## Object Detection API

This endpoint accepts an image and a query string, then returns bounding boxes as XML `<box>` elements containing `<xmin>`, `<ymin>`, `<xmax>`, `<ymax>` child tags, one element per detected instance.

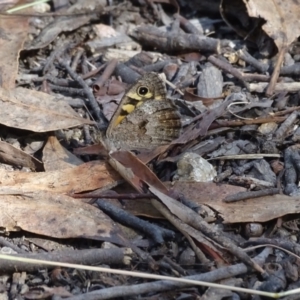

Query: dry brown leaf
<box><xmin>0</xmin><ymin>191</ymin><xmax>126</xmax><ymax>244</ymax></box>
<box><xmin>149</xmin><ymin>185</ymin><xmax>200</xmax><ymax>225</ymax></box>
<box><xmin>43</xmin><ymin>136</ymin><xmax>83</xmax><ymax>171</ymax></box>
<box><xmin>0</xmin><ymin>16</ymin><xmax>29</xmax><ymax>89</ymax></box>
<box><xmin>243</xmin><ymin>0</ymin><xmax>300</xmax><ymax>51</ymax></box>
<box><xmin>0</xmin><ymin>141</ymin><xmax>42</xmax><ymax>170</ymax></box>
<box><xmin>0</xmin><ymin>161</ymin><xmax>120</xmax><ymax>194</ymax></box>
<box><xmin>171</xmin><ymin>181</ymin><xmax>300</xmax><ymax>223</ymax></box>
<box><xmin>109</xmin><ymin>150</ymin><xmax>168</xmax><ymax>194</ymax></box>
<box><xmin>0</xmin><ymin>87</ymin><xmax>94</xmax><ymax>131</ymax></box>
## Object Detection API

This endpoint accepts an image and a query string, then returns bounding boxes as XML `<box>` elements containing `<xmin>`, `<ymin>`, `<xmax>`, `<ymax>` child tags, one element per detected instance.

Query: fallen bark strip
<box><xmin>0</xmin><ymin>248</ymin><xmax>131</xmax><ymax>273</ymax></box>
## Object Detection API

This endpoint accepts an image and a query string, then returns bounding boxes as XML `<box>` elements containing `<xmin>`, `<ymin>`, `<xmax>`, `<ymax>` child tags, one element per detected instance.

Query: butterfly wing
<box><xmin>107</xmin><ymin>99</ymin><xmax>182</xmax><ymax>150</ymax></box>
<box><xmin>106</xmin><ymin>72</ymin><xmax>166</xmax><ymax>134</ymax></box>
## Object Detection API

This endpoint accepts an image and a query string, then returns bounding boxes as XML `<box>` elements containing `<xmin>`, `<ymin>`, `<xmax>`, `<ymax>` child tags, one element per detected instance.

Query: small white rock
<box><xmin>0</xmin><ymin>247</ymin><xmax>18</xmax><ymax>255</ymax></box>
<box><xmin>257</xmin><ymin>122</ymin><xmax>278</xmax><ymax>135</ymax></box>
<box><xmin>175</xmin><ymin>152</ymin><xmax>216</xmax><ymax>182</ymax></box>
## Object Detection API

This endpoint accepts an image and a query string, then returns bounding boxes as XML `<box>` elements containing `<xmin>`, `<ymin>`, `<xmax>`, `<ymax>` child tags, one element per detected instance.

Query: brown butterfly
<box><xmin>106</xmin><ymin>72</ymin><xmax>182</xmax><ymax>151</ymax></box>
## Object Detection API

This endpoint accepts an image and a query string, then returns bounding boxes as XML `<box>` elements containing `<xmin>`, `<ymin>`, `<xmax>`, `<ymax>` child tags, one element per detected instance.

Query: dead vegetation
<box><xmin>0</xmin><ymin>0</ymin><xmax>300</xmax><ymax>299</ymax></box>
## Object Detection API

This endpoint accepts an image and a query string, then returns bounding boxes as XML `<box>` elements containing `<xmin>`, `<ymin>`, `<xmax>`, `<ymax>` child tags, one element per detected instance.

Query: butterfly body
<box><xmin>106</xmin><ymin>73</ymin><xmax>182</xmax><ymax>150</ymax></box>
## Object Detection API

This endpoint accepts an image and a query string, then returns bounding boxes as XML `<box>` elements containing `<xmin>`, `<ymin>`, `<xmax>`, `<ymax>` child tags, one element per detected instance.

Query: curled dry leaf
<box><xmin>109</xmin><ymin>150</ymin><xmax>169</xmax><ymax>194</ymax></box>
<box><xmin>247</xmin><ymin>0</ymin><xmax>300</xmax><ymax>95</ymax></box>
<box><xmin>221</xmin><ymin>0</ymin><xmax>300</xmax><ymax>51</ymax></box>
<box><xmin>243</xmin><ymin>0</ymin><xmax>300</xmax><ymax>51</ymax></box>
<box><xmin>0</xmin><ymin>87</ymin><xmax>94</xmax><ymax>132</ymax></box>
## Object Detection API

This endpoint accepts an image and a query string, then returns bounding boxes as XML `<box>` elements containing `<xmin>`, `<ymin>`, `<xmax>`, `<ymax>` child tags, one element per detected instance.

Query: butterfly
<box><xmin>106</xmin><ymin>72</ymin><xmax>182</xmax><ymax>151</ymax></box>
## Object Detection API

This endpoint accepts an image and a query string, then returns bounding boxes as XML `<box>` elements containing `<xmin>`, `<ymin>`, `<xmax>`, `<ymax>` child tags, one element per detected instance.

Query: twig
<box><xmin>266</xmin><ymin>46</ymin><xmax>288</xmax><ymax>96</ymax></box>
<box><xmin>151</xmin><ymin>199</ymin><xmax>211</xmax><ymax>264</ymax></box>
<box><xmin>237</xmin><ymin>49</ymin><xmax>269</xmax><ymax>73</ymax></box>
<box><xmin>175</xmin><ymin>14</ymin><xmax>203</xmax><ymax>35</ymax></box>
<box><xmin>82</xmin><ymin>63</ymin><xmax>107</xmax><ymax>80</ymax></box>
<box><xmin>0</xmin><ymin>236</ymin><xmax>27</xmax><ymax>254</ymax></box>
<box><xmin>223</xmin><ymin>188</ymin><xmax>280</xmax><ymax>203</ymax></box>
<box><xmin>273</xmin><ymin>105</ymin><xmax>300</xmax><ymax>116</ymax></box>
<box><xmin>71</xmin><ymin>47</ymin><xmax>85</xmax><ymax>71</ymax></box>
<box><xmin>130</xmin><ymin>25</ymin><xmax>221</xmax><ymax>54</ymax></box>
<box><xmin>57</xmin><ymin>58</ymin><xmax>107</xmax><ymax>127</ymax></box>
<box><xmin>250</xmin><ymin>82</ymin><xmax>300</xmax><ymax>93</ymax></box>
<box><xmin>0</xmin><ymin>248</ymin><xmax>131</xmax><ymax>273</ymax></box>
<box><xmin>48</xmin><ymin>84</ymin><xmax>87</xmax><ymax>97</ymax></box>
<box><xmin>150</xmin><ymin>187</ymin><xmax>266</xmax><ymax>275</ymax></box>
<box><xmin>210</xmin><ymin>154</ymin><xmax>281</xmax><ymax>160</ymax></box>
<box><xmin>93</xmin><ymin>59</ymin><xmax>118</xmax><ymax>92</ymax></box>
<box><xmin>96</xmin><ymin>199</ymin><xmax>175</xmax><ymax>245</ymax></box>
<box><xmin>64</xmin><ymin>247</ymin><xmax>272</xmax><ymax>300</ymax></box>
<box><xmin>274</xmin><ymin>111</ymin><xmax>298</xmax><ymax>140</ymax></box>
<box><xmin>43</xmin><ymin>41</ymin><xmax>71</xmax><ymax>75</ymax></box>
<box><xmin>241</xmin><ymin>73</ymin><xmax>270</xmax><ymax>82</ymax></box>
<box><xmin>210</xmin><ymin>116</ymin><xmax>286</xmax><ymax>128</ymax></box>
<box><xmin>214</xmin><ymin>167</ymin><xmax>233</xmax><ymax>182</ymax></box>
<box><xmin>207</xmin><ymin>55</ymin><xmax>249</xmax><ymax>90</ymax></box>
<box><xmin>72</xmin><ymin>192</ymin><xmax>153</xmax><ymax>199</ymax></box>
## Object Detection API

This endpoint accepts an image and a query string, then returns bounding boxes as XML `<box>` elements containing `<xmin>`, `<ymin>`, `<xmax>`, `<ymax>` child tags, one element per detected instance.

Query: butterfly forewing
<box><xmin>106</xmin><ymin>73</ymin><xmax>182</xmax><ymax>150</ymax></box>
<box><xmin>106</xmin><ymin>72</ymin><xmax>166</xmax><ymax>132</ymax></box>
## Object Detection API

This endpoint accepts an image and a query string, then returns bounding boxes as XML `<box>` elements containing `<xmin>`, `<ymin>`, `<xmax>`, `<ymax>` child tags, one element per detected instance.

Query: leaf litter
<box><xmin>1</xmin><ymin>0</ymin><xmax>300</xmax><ymax>298</ymax></box>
